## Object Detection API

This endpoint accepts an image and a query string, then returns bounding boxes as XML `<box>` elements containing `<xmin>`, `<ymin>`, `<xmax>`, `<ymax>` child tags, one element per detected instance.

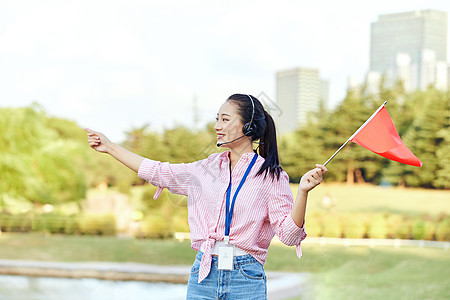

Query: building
<box><xmin>369</xmin><ymin>9</ymin><xmax>448</xmax><ymax>93</ymax></box>
<box><xmin>275</xmin><ymin>67</ymin><xmax>329</xmax><ymax>135</ymax></box>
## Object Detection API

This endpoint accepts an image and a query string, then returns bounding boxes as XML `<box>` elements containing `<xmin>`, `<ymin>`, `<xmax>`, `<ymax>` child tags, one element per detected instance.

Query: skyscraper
<box><xmin>369</xmin><ymin>9</ymin><xmax>448</xmax><ymax>92</ymax></box>
<box><xmin>275</xmin><ymin>67</ymin><xmax>329</xmax><ymax>135</ymax></box>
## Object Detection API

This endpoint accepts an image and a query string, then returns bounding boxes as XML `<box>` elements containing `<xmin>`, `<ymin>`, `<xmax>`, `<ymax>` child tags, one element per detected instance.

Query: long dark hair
<box><xmin>227</xmin><ymin>94</ymin><xmax>283</xmax><ymax>181</ymax></box>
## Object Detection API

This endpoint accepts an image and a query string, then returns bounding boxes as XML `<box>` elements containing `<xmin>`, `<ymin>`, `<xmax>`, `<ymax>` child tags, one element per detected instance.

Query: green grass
<box><xmin>0</xmin><ymin>233</ymin><xmax>448</xmax><ymax>300</ymax></box>
<box><xmin>267</xmin><ymin>244</ymin><xmax>450</xmax><ymax>300</ymax></box>
<box><xmin>0</xmin><ymin>233</ymin><xmax>197</xmax><ymax>265</ymax></box>
<box><xmin>292</xmin><ymin>183</ymin><xmax>450</xmax><ymax>217</ymax></box>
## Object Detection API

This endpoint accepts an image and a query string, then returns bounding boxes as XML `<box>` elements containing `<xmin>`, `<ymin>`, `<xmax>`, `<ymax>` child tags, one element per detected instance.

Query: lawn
<box><xmin>292</xmin><ymin>183</ymin><xmax>449</xmax><ymax>217</ymax></box>
<box><xmin>0</xmin><ymin>233</ymin><xmax>448</xmax><ymax>300</ymax></box>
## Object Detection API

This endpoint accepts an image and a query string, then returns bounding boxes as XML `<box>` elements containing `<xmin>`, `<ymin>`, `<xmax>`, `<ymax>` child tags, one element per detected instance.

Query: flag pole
<box><xmin>323</xmin><ymin>101</ymin><xmax>387</xmax><ymax>166</ymax></box>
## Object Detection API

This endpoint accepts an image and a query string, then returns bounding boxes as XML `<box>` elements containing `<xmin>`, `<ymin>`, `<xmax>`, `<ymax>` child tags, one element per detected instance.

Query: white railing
<box><xmin>274</xmin><ymin>236</ymin><xmax>450</xmax><ymax>249</ymax></box>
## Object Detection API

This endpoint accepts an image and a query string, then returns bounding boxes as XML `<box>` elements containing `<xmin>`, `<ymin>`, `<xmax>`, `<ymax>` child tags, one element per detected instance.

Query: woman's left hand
<box><xmin>299</xmin><ymin>164</ymin><xmax>328</xmax><ymax>193</ymax></box>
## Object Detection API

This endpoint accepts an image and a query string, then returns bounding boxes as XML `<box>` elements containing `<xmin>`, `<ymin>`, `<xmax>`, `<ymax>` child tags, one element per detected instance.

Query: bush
<box><xmin>367</xmin><ymin>214</ymin><xmax>389</xmax><ymax>239</ymax></box>
<box><xmin>321</xmin><ymin>214</ymin><xmax>342</xmax><ymax>238</ymax></box>
<box><xmin>389</xmin><ymin>215</ymin><xmax>411</xmax><ymax>239</ymax></box>
<box><xmin>171</xmin><ymin>210</ymin><xmax>189</xmax><ymax>232</ymax></box>
<box><xmin>411</xmin><ymin>218</ymin><xmax>436</xmax><ymax>240</ymax></box>
<box><xmin>78</xmin><ymin>214</ymin><xmax>116</xmax><ymax>236</ymax></box>
<box><xmin>32</xmin><ymin>213</ymin><xmax>79</xmax><ymax>234</ymax></box>
<box><xmin>341</xmin><ymin>213</ymin><xmax>367</xmax><ymax>238</ymax></box>
<box><xmin>139</xmin><ymin>215</ymin><xmax>171</xmax><ymax>238</ymax></box>
<box><xmin>305</xmin><ymin>212</ymin><xmax>322</xmax><ymax>237</ymax></box>
<box><xmin>142</xmin><ymin>186</ymin><xmax>165</xmax><ymax>210</ymax></box>
<box><xmin>0</xmin><ymin>213</ymin><xmax>32</xmax><ymax>233</ymax></box>
<box><xmin>435</xmin><ymin>217</ymin><xmax>450</xmax><ymax>241</ymax></box>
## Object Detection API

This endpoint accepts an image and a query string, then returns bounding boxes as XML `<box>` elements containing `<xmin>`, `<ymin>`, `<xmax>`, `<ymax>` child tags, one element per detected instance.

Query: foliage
<box><xmin>0</xmin><ymin>105</ymin><xmax>87</xmax><ymax>208</ymax></box>
<box><xmin>305</xmin><ymin>212</ymin><xmax>447</xmax><ymax>241</ymax></box>
<box><xmin>78</xmin><ymin>214</ymin><xmax>117</xmax><ymax>236</ymax></box>
<box><xmin>435</xmin><ymin>217</ymin><xmax>450</xmax><ymax>241</ymax></box>
<box><xmin>138</xmin><ymin>214</ymin><xmax>171</xmax><ymax>238</ymax></box>
<box><xmin>280</xmin><ymin>86</ymin><xmax>449</xmax><ymax>188</ymax></box>
<box><xmin>0</xmin><ymin>213</ymin><xmax>115</xmax><ymax>236</ymax></box>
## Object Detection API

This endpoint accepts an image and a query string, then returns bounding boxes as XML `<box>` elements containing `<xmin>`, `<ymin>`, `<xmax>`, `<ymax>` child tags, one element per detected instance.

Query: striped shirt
<box><xmin>138</xmin><ymin>150</ymin><xmax>306</xmax><ymax>283</ymax></box>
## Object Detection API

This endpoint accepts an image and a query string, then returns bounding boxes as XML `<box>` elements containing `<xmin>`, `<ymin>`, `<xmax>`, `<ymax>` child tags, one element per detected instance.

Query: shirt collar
<box><xmin>219</xmin><ymin>150</ymin><xmax>257</xmax><ymax>162</ymax></box>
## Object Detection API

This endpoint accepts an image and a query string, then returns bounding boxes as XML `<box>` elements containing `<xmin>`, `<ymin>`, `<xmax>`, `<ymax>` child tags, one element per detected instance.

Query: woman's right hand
<box><xmin>84</xmin><ymin>128</ymin><xmax>112</xmax><ymax>154</ymax></box>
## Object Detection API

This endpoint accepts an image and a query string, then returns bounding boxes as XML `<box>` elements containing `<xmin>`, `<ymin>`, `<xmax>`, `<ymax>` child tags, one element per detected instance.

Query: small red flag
<box><xmin>349</xmin><ymin>106</ymin><xmax>423</xmax><ymax>167</ymax></box>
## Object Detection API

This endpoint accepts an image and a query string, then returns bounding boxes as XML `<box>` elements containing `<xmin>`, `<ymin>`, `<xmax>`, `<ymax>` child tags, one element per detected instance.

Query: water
<box><xmin>0</xmin><ymin>275</ymin><xmax>187</xmax><ymax>300</ymax></box>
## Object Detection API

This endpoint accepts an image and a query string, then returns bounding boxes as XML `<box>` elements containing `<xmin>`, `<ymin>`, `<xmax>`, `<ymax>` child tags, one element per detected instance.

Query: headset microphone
<box><xmin>216</xmin><ymin>134</ymin><xmax>246</xmax><ymax>147</ymax></box>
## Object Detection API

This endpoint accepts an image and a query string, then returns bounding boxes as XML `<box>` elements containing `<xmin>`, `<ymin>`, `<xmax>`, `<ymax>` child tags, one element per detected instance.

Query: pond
<box><xmin>0</xmin><ymin>275</ymin><xmax>187</xmax><ymax>300</ymax></box>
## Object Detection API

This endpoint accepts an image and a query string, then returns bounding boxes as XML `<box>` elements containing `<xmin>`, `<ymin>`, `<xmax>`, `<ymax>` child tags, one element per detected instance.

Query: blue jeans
<box><xmin>186</xmin><ymin>251</ymin><xmax>267</xmax><ymax>300</ymax></box>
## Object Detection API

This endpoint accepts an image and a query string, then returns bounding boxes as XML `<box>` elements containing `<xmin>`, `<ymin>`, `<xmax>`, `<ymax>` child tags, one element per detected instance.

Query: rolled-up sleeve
<box><xmin>138</xmin><ymin>158</ymin><xmax>197</xmax><ymax>196</ymax></box>
<box><xmin>268</xmin><ymin>171</ymin><xmax>307</xmax><ymax>258</ymax></box>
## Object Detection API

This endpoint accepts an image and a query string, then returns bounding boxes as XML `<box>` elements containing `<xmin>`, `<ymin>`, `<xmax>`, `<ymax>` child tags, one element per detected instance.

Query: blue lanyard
<box><xmin>224</xmin><ymin>153</ymin><xmax>258</xmax><ymax>243</ymax></box>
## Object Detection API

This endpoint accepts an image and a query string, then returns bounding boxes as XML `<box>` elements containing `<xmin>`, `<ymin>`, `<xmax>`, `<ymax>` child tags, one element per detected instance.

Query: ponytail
<box><xmin>227</xmin><ymin>94</ymin><xmax>283</xmax><ymax>181</ymax></box>
<box><xmin>256</xmin><ymin>110</ymin><xmax>283</xmax><ymax>181</ymax></box>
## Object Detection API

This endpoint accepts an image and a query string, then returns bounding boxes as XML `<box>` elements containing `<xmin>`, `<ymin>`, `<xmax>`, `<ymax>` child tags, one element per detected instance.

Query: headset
<box><xmin>242</xmin><ymin>94</ymin><xmax>257</xmax><ymax>137</ymax></box>
<box><xmin>217</xmin><ymin>95</ymin><xmax>257</xmax><ymax>147</ymax></box>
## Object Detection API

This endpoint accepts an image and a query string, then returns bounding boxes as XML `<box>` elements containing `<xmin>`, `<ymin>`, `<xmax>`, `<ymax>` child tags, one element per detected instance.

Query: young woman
<box><xmin>85</xmin><ymin>94</ymin><xmax>327</xmax><ymax>299</ymax></box>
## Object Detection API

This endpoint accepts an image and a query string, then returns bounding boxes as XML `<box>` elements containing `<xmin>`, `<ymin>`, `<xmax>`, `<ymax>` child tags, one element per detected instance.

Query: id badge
<box><xmin>218</xmin><ymin>245</ymin><xmax>234</xmax><ymax>270</ymax></box>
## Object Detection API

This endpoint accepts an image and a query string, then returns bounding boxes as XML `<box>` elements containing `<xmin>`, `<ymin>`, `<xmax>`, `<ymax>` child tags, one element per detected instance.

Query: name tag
<box><xmin>218</xmin><ymin>246</ymin><xmax>234</xmax><ymax>270</ymax></box>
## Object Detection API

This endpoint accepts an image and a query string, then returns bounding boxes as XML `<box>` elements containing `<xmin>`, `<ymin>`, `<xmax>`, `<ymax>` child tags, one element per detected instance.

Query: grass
<box><xmin>0</xmin><ymin>233</ymin><xmax>197</xmax><ymax>265</ymax></box>
<box><xmin>1</xmin><ymin>184</ymin><xmax>449</xmax><ymax>299</ymax></box>
<box><xmin>292</xmin><ymin>183</ymin><xmax>450</xmax><ymax>217</ymax></box>
<box><xmin>267</xmin><ymin>244</ymin><xmax>450</xmax><ymax>300</ymax></box>
<box><xmin>0</xmin><ymin>233</ymin><xmax>448</xmax><ymax>300</ymax></box>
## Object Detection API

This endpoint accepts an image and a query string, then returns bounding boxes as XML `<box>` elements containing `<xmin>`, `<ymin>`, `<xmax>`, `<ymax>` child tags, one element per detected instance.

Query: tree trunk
<box><xmin>347</xmin><ymin>168</ymin><xmax>354</xmax><ymax>185</ymax></box>
<box><xmin>355</xmin><ymin>168</ymin><xmax>366</xmax><ymax>183</ymax></box>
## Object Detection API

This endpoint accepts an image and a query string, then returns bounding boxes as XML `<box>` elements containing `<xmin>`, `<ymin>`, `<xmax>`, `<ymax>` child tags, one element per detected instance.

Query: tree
<box><xmin>434</xmin><ymin>93</ymin><xmax>450</xmax><ymax>188</ymax></box>
<box><xmin>0</xmin><ymin>106</ymin><xmax>87</xmax><ymax>210</ymax></box>
<box><xmin>382</xmin><ymin>88</ymin><xmax>448</xmax><ymax>187</ymax></box>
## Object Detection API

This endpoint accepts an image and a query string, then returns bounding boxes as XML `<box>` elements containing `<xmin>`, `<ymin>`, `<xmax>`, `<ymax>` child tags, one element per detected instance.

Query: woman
<box><xmin>85</xmin><ymin>94</ymin><xmax>327</xmax><ymax>299</ymax></box>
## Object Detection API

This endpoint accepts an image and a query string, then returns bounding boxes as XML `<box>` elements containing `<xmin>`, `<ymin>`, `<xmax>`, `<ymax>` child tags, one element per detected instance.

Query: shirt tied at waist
<box><xmin>198</xmin><ymin>237</ymin><xmax>216</xmax><ymax>283</ymax></box>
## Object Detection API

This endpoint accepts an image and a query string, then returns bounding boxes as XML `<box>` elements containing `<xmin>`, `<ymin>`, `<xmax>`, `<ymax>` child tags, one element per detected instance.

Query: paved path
<box><xmin>0</xmin><ymin>259</ymin><xmax>310</xmax><ymax>299</ymax></box>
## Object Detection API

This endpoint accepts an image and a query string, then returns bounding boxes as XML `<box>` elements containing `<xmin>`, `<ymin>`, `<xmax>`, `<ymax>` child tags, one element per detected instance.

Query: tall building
<box><xmin>275</xmin><ymin>67</ymin><xmax>329</xmax><ymax>135</ymax></box>
<box><xmin>369</xmin><ymin>9</ymin><xmax>448</xmax><ymax>92</ymax></box>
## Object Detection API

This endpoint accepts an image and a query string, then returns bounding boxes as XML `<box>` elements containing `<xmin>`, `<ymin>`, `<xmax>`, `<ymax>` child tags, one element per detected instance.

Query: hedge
<box><xmin>0</xmin><ymin>212</ymin><xmax>448</xmax><ymax>241</ymax></box>
<box><xmin>305</xmin><ymin>212</ymin><xmax>449</xmax><ymax>241</ymax></box>
<box><xmin>0</xmin><ymin>213</ymin><xmax>116</xmax><ymax>236</ymax></box>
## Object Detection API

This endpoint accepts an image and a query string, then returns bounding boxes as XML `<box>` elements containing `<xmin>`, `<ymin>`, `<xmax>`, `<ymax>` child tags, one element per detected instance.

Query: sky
<box><xmin>0</xmin><ymin>0</ymin><xmax>448</xmax><ymax>142</ymax></box>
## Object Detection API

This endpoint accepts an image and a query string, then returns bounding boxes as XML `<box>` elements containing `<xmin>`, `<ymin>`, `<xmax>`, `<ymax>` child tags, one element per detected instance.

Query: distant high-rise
<box><xmin>369</xmin><ymin>9</ymin><xmax>448</xmax><ymax>92</ymax></box>
<box><xmin>275</xmin><ymin>67</ymin><xmax>329</xmax><ymax>135</ymax></box>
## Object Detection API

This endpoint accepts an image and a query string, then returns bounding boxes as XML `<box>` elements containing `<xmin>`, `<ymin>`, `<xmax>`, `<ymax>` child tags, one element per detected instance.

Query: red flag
<box><xmin>349</xmin><ymin>106</ymin><xmax>423</xmax><ymax>167</ymax></box>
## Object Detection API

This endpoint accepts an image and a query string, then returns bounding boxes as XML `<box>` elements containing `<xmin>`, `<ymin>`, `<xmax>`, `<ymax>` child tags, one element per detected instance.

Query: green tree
<box><xmin>323</xmin><ymin>89</ymin><xmax>383</xmax><ymax>183</ymax></box>
<box><xmin>0</xmin><ymin>105</ymin><xmax>87</xmax><ymax>209</ymax></box>
<box><xmin>383</xmin><ymin>88</ymin><xmax>447</xmax><ymax>187</ymax></box>
<box><xmin>434</xmin><ymin>95</ymin><xmax>450</xmax><ymax>188</ymax></box>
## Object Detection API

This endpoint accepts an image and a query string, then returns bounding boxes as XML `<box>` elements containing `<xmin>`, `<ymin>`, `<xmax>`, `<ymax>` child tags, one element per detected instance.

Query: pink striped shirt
<box><xmin>137</xmin><ymin>150</ymin><xmax>306</xmax><ymax>283</ymax></box>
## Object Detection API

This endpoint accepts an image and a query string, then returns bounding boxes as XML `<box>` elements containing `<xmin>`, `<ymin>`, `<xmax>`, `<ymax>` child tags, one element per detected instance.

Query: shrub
<box><xmin>305</xmin><ymin>212</ymin><xmax>322</xmax><ymax>237</ymax></box>
<box><xmin>367</xmin><ymin>214</ymin><xmax>389</xmax><ymax>239</ymax></box>
<box><xmin>341</xmin><ymin>213</ymin><xmax>367</xmax><ymax>239</ymax></box>
<box><xmin>139</xmin><ymin>215</ymin><xmax>171</xmax><ymax>238</ymax></box>
<box><xmin>321</xmin><ymin>214</ymin><xmax>342</xmax><ymax>238</ymax></box>
<box><xmin>64</xmin><ymin>216</ymin><xmax>80</xmax><ymax>235</ymax></box>
<box><xmin>393</xmin><ymin>216</ymin><xmax>412</xmax><ymax>239</ymax></box>
<box><xmin>142</xmin><ymin>186</ymin><xmax>165</xmax><ymax>210</ymax></box>
<box><xmin>435</xmin><ymin>217</ymin><xmax>450</xmax><ymax>241</ymax></box>
<box><xmin>78</xmin><ymin>214</ymin><xmax>116</xmax><ymax>236</ymax></box>
<box><xmin>411</xmin><ymin>218</ymin><xmax>436</xmax><ymax>240</ymax></box>
<box><xmin>33</xmin><ymin>213</ymin><xmax>69</xmax><ymax>234</ymax></box>
<box><xmin>171</xmin><ymin>210</ymin><xmax>189</xmax><ymax>232</ymax></box>
<box><xmin>0</xmin><ymin>213</ymin><xmax>32</xmax><ymax>233</ymax></box>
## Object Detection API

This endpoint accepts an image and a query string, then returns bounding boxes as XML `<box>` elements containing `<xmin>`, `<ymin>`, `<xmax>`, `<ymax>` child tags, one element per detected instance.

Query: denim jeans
<box><xmin>186</xmin><ymin>251</ymin><xmax>267</xmax><ymax>300</ymax></box>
